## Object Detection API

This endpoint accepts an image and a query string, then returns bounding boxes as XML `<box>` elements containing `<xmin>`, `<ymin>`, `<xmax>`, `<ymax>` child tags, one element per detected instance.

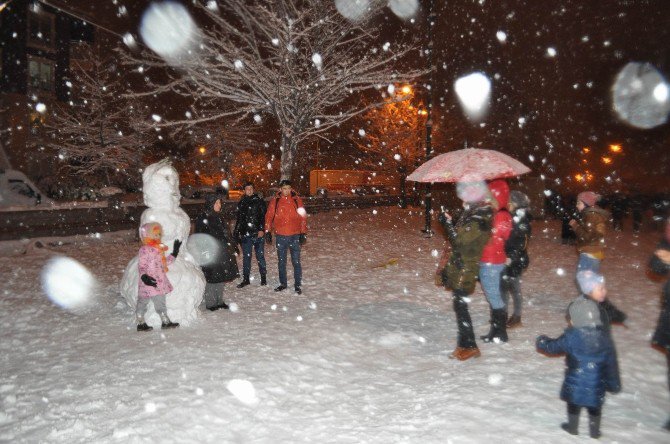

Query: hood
<box><xmin>488</xmin><ymin>179</ymin><xmax>509</xmax><ymax>210</ymax></box>
<box><xmin>204</xmin><ymin>192</ymin><xmax>226</xmax><ymax>212</ymax></box>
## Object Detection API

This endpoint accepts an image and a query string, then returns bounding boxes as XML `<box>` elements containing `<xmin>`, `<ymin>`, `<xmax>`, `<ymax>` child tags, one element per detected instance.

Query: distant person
<box><xmin>569</xmin><ymin>191</ymin><xmax>627</xmax><ymax>324</ymax></box>
<box><xmin>502</xmin><ymin>190</ymin><xmax>532</xmax><ymax>328</ymax></box>
<box><xmin>438</xmin><ymin>181</ymin><xmax>493</xmax><ymax>361</ymax></box>
<box><xmin>264</xmin><ymin>180</ymin><xmax>308</xmax><ymax>294</ymax></box>
<box><xmin>234</xmin><ymin>182</ymin><xmax>268</xmax><ymax>288</ymax></box>
<box><xmin>136</xmin><ymin>222</ymin><xmax>180</xmax><ymax>330</ymax></box>
<box><xmin>650</xmin><ymin>217</ymin><xmax>670</xmax><ymax>431</ymax></box>
<box><xmin>194</xmin><ymin>193</ymin><xmax>239</xmax><ymax>311</ymax></box>
<box><xmin>479</xmin><ymin>179</ymin><xmax>512</xmax><ymax>344</ymax></box>
<box><xmin>536</xmin><ymin>271</ymin><xmax>621</xmax><ymax>439</ymax></box>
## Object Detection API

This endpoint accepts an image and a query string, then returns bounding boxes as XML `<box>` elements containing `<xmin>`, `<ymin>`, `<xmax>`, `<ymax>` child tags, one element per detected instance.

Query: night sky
<box><xmin>42</xmin><ymin>0</ymin><xmax>670</xmax><ymax>192</ymax></box>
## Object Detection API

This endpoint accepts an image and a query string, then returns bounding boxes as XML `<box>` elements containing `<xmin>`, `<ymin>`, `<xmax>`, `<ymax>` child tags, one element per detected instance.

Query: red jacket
<box><xmin>264</xmin><ymin>192</ymin><xmax>308</xmax><ymax>236</ymax></box>
<box><xmin>481</xmin><ymin>179</ymin><xmax>512</xmax><ymax>264</ymax></box>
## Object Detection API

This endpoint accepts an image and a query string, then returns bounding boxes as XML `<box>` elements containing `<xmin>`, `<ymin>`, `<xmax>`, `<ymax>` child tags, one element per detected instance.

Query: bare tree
<box><xmin>42</xmin><ymin>44</ymin><xmax>147</xmax><ymax>188</ymax></box>
<box><xmin>122</xmin><ymin>0</ymin><xmax>424</xmax><ymax>180</ymax></box>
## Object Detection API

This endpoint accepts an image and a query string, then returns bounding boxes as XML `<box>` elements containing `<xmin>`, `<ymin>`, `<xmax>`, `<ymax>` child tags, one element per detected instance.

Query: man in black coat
<box><xmin>234</xmin><ymin>182</ymin><xmax>268</xmax><ymax>287</ymax></box>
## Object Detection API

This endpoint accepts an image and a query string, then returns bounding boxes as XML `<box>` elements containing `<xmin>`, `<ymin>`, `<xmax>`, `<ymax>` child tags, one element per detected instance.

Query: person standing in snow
<box><xmin>264</xmin><ymin>179</ymin><xmax>308</xmax><ymax>294</ymax></box>
<box><xmin>438</xmin><ymin>181</ymin><xmax>493</xmax><ymax>361</ymax></box>
<box><xmin>479</xmin><ymin>179</ymin><xmax>513</xmax><ymax>343</ymax></box>
<box><xmin>136</xmin><ymin>222</ymin><xmax>180</xmax><ymax>331</ymax></box>
<box><xmin>650</xmin><ymin>217</ymin><xmax>670</xmax><ymax>431</ymax></box>
<box><xmin>536</xmin><ymin>270</ymin><xmax>621</xmax><ymax>439</ymax></box>
<box><xmin>501</xmin><ymin>190</ymin><xmax>532</xmax><ymax>328</ymax></box>
<box><xmin>194</xmin><ymin>193</ymin><xmax>239</xmax><ymax>311</ymax></box>
<box><xmin>569</xmin><ymin>191</ymin><xmax>627</xmax><ymax>324</ymax></box>
<box><xmin>234</xmin><ymin>182</ymin><xmax>268</xmax><ymax>288</ymax></box>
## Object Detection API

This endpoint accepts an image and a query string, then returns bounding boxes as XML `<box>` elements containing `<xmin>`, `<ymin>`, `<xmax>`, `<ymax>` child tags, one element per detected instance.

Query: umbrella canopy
<box><xmin>406</xmin><ymin>148</ymin><xmax>531</xmax><ymax>183</ymax></box>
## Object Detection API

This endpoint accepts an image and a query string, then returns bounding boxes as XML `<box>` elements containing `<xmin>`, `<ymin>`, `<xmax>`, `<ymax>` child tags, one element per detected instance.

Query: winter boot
<box><xmin>506</xmin><ymin>314</ymin><xmax>522</xmax><ymax>328</ymax></box>
<box><xmin>588</xmin><ymin>414</ymin><xmax>601</xmax><ymax>439</ymax></box>
<box><xmin>295</xmin><ymin>286</ymin><xmax>302</xmax><ymax>295</ymax></box>
<box><xmin>561</xmin><ymin>413</ymin><xmax>579</xmax><ymax>435</ymax></box>
<box><xmin>482</xmin><ymin>309</ymin><xmax>508</xmax><ymax>343</ymax></box>
<box><xmin>480</xmin><ymin>308</ymin><xmax>495</xmax><ymax>341</ymax></box>
<box><xmin>217</xmin><ymin>302</ymin><xmax>230</xmax><ymax>310</ymax></box>
<box><xmin>449</xmin><ymin>346</ymin><xmax>481</xmax><ymax>361</ymax></box>
<box><xmin>274</xmin><ymin>285</ymin><xmax>287</xmax><ymax>292</ymax></box>
<box><xmin>260</xmin><ymin>273</ymin><xmax>267</xmax><ymax>286</ymax></box>
<box><xmin>237</xmin><ymin>277</ymin><xmax>251</xmax><ymax>289</ymax></box>
<box><xmin>159</xmin><ymin>312</ymin><xmax>179</xmax><ymax>329</ymax></box>
<box><xmin>136</xmin><ymin>316</ymin><xmax>153</xmax><ymax>332</ymax></box>
<box><xmin>137</xmin><ymin>322</ymin><xmax>153</xmax><ymax>332</ymax></box>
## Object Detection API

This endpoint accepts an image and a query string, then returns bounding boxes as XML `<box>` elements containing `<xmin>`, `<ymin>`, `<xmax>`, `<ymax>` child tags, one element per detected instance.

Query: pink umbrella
<box><xmin>406</xmin><ymin>148</ymin><xmax>531</xmax><ymax>183</ymax></box>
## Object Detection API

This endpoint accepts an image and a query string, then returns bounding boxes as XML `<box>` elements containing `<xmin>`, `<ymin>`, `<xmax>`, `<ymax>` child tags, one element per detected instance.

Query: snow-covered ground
<box><xmin>0</xmin><ymin>207</ymin><xmax>668</xmax><ymax>443</ymax></box>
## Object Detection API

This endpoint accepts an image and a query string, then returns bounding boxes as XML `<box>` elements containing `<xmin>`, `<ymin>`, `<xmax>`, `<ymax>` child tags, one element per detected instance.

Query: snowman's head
<box><xmin>142</xmin><ymin>159</ymin><xmax>181</xmax><ymax>209</ymax></box>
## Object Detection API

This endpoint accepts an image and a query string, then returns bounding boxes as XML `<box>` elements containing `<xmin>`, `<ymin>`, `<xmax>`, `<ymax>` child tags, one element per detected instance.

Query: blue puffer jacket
<box><xmin>537</xmin><ymin>327</ymin><xmax>621</xmax><ymax>408</ymax></box>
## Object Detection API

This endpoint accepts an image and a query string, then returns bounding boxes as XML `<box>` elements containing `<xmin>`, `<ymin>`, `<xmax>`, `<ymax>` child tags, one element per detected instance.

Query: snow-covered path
<box><xmin>1</xmin><ymin>207</ymin><xmax>668</xmax><ymax>443</ymax></box>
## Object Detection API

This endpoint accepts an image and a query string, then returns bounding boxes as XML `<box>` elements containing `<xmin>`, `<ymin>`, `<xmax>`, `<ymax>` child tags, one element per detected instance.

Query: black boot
<box><xmin>274</xmin><ymin>285</ymin><xmax>287</xmax><ymax>292</ymax></box>
<box><xmin>561</xmin><ymin>413</ymin><xmax>579</xmax><ymax>435</ymax></box>
<box><xmin>217</xmin><ymin>301</ymin><xmax>230</xmax><ymax>310</ymax></box>
<box><xmin>453</xmin><ymin>291</ymin><xmax>477</xmax><ymax>349</ymax></box>
<box><xmin>588</xmin><ymin>414</ymin><xmax>601</xmax><ymax>439</ymax></box>
<box><xmin>137</xmin><ymin>322</ymin><xmax>153</xmax><ymax>332</ymax></box>
<box><xmin>480</xmin><ymin>308</ymin><xmax>494</xmax><ymax>341</ymax></box>
<box><xmin>237</xmin><ymin>277</ymin><xmax>250</xmax><ymax>289</ymax></box>
<box><xmin>160</xmin><ymin>312</ymin><xmax>179</xmax><ymax>329</ymax></box>
<box><xmin>482</xmin><ymin>309</ymin><xmax>508</xmax><ymax>343</ymax></box>
<box><xmin>260</xmin><ymin>273</ymin><xmax>267</xmax><ymax>286</ymax></box>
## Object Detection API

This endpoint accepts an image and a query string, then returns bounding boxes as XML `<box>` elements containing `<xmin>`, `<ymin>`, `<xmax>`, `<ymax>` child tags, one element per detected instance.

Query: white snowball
<box><xmin>271</xmin><ymin>38</ymin><xmax>279</xmax><ymax>46</ymax></box>
<box><xmin>335</xmin><ymin>0</ymin><xmax>370</xmax><ymax>22</ymax></box>
<box><xmin>139</xmin><ymin>2</ymin><xmax>199</xmax><ymax>63</ymax></box>
<box><xmin>496</xmin><ymin>31</ymin><xmax>507</xmax><ymax>42</ymax></box>
<box><xmin>297</xmin><ymin>207</ymin><xmax>307</xmax><ymax>217</ymax></box>
<box><xmin>122</xmin><ymin>33</ymin><xmax>136</xmax><ymax>48</ymax></box>
<box><xmin>35</xmin><ymin>103</ymin><xmax>46</xmax><ymax>113</ymax></box>
<box><xmin>358</xmin><ymin>128</ymin><xmax>366</xmax><ymax>136</ymax></box>
<box><xmin>372</xmin><ymin>209</ymin><xmax>378</xmax><ymax>215</ymax></box>
<box><xmin>546</xmin><ymin>47</ymin><xmax>557</xmax><ymax>57</ymax></box>
<box><xmin>228</xmin><ymin>302</ymin><xmax>239</xmax><ymax>312</ymax></box>
<box><xmin>41</xmin><ymin>256</ymin><xmax>95</xmax><ymax>310</ymax></box>
<box><xmin>312</xmin><ymin>53</ymin><xmax>323</xmax><ymax>70</ymax></box>
<box><xmin>234</xmin><ymin>59</ymin><xmax>244</xmax><ymax>70</ymax></box>
<box><xmin>612</xmin><ymin>62</ymin><xmax>670</xmax><ymax>129</ymax></box>
<box><xmin>388</xmin><ymin>0</ymin><xmax>418</xmax><ymax>20</ymax></box>
<box><xmin>151</xmin><ymin>114</ymin><xmax>162</xmax><ymax>123</ymax></box>
<box><xmin>454</xmin><ymin>72</ymin><xmax>491</xmax><ymax>121</ymax></box>
<box><xmin>253</xmin><ymin>114</ymin><xmax>262</xmax><ymax>123</ymax></box>
<box><xmin>226</xmin><ymin>379</ymin><xmax>259</xmax><ymax>406</ymax></box>
<box><xmin>186</xmin><ymin>233</ymin><xmax>221</xmax><ymax>266</ymax></box>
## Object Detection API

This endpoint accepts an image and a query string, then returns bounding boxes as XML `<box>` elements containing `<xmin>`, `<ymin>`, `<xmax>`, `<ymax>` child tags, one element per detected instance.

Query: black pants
<box><xmin>567</xmin><ymin>403</ymin><xmax>601</xmax><ymax>418</ymax></box>
<box><xmin>453</xmin><ymin>289</ymin><xmax>476</xmax><ymax>348</ymax></box>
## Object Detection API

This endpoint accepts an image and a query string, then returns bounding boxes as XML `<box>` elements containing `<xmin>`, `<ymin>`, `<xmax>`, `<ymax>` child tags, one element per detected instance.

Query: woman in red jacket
<box><xmin>479</xmin><ymin>179</ymin><xmax>513</xmax><ymax>343</ymax></box>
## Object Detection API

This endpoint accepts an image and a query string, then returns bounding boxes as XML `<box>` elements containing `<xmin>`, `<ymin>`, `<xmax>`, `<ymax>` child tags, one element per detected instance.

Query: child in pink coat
<box><xmin>136</xmin><ymin>222</ymin><xmax>180</xmax><ymax>331</ymax></box>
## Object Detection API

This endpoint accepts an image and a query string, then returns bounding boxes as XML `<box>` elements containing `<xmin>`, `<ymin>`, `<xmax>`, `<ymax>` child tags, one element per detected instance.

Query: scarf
<box><xmin>144</xmin><ymin>238</ymin><xmax>169</xmax><ymax>272</ymax></box>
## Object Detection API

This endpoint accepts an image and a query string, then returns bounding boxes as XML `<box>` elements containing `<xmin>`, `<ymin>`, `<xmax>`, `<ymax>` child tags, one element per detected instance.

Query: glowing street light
<box><xmin>582</xmin><ymin>147</ymin><xmax>590</xmax><ymax>154</ymax></box>
<box><xmin>602</xmin><ymin>156</ymin><xmax>612</xmax><ymax>164</ymax></box>
<box><xmin>609</xmin><ymin>144</ymin><xmax>622</xmax><ymax>153</ymax></box>
<box><xmin>401</xmin><ymin>85</ymin><xmax>412</xmax><ymax>95</ymax></box>
<box><xmin>198</xmin><ymin>146</ymin><xmax>207</xmax><ymax>154</ymax></box>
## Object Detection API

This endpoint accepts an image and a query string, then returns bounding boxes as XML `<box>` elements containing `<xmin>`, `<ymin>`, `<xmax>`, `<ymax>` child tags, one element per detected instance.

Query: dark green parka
<box><xmin>439</xmin><ymin>203</ymin><xmax>493</xmax><ymax>294</ymax></box>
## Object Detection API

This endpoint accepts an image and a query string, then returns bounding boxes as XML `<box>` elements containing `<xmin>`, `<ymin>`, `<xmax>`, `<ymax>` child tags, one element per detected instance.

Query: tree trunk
<box><xmin>279</xmin><ymin>133</ymin><xmax>298</xmax><ymax>181</ymax></box>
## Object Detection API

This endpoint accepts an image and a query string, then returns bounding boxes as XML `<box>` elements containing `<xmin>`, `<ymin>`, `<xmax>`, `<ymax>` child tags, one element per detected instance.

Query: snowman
<box><xmin>120</xmin><ymin>159</ymin><xmax>206</xmax><ymax>326</ymax></box>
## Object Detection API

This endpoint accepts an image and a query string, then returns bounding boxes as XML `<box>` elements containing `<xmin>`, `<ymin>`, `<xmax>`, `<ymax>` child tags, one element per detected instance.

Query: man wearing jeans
<box><xmin>264</xmin><ymin>180</ymin><xmax>308</xmax><ymax>294</ymax></box>
<box><xmin>234</xmin><ymin>182</ymin><xmax>267</xmax><ymax>288</ymax></box>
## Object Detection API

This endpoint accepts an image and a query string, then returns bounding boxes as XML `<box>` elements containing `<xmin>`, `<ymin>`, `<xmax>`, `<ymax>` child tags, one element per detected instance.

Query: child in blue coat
<box><xmin>536</xmin><ymin>271</ymin><xmax>621</xmax><ymax>438</ymax></box>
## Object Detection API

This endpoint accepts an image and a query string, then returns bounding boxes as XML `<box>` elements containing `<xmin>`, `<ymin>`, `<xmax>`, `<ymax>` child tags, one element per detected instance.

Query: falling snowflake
<box><xmin>253</xmin><ymin>114</ymin><xmax>262</xmax><ymax>123</ymax></box>
<box><xmin>496</xmin><ymin>31</ymin><xmax>507</xmax><ymax>42</ymax></box>
<box><xmin>547</xmin><ymin>47</ymin><xmax>557</xmax><ymax>57</ymax></box>
<box><xmin>312</xmin><ymin>53</ymin><xmax>323</xmax><ymax>70</ymax></box>
<box><xmin>151</xmin><ymin>114</ymin><xmax>162</xmax><ymax>122</ymax></box>
<box><xmin>234</xmin><ymin>60</ymin><xmax>244</xmax><ymax>70</ymax></box>
<box><xmin>358</xmin><ymin>128</ymin><xmax>366</xmax><ymax>136</ymax></box>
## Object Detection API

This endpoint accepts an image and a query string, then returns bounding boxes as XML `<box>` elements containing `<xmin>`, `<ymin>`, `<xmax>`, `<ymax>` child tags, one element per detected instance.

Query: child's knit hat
<box><xmin>576</xmin><ymin>270</ymin><xmax>605</xmax><ymax>295</ymax></box>
<box><xmin>140</xmin><ymin>222</ymin><xmax>162</xmax><ymax>241</ymax></box>
<box><xmin>568</xmin><ymin>295</ymin><xmax>602</xmax><ymax>328</ymax></box>
<box><xmin>577</xmin><ymin>191</ymin><xmax>600</xmax><ymax>207</ymax></box>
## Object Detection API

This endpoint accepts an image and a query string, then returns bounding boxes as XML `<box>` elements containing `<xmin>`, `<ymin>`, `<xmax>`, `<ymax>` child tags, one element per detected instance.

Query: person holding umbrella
<box><xmin>438</xmin><ymin>181</ymin><xmax>494</xmax><ymax>360</ymax></box>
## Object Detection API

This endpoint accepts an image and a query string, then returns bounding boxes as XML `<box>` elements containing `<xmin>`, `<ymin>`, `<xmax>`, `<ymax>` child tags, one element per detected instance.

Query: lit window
<box><xmin>28</xmin><ymin>57</ymin><xmax>54</xmax><ymax>91</ymax></box>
